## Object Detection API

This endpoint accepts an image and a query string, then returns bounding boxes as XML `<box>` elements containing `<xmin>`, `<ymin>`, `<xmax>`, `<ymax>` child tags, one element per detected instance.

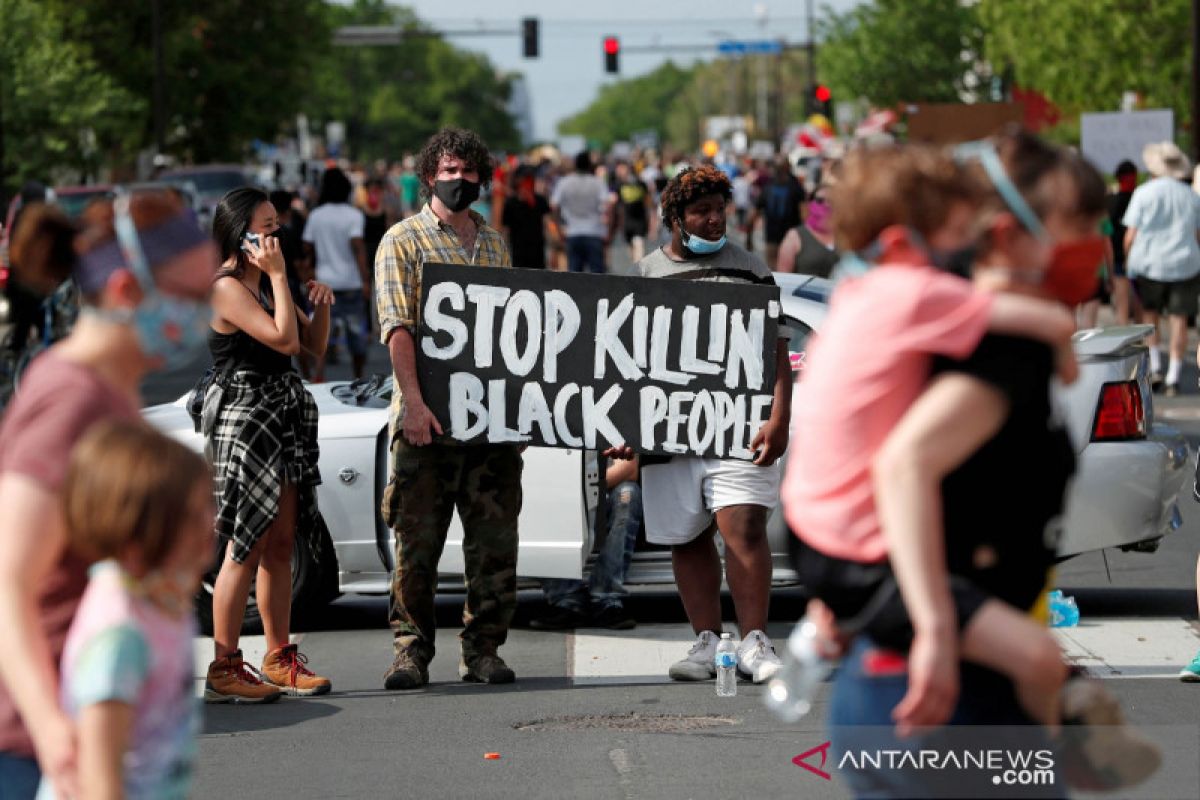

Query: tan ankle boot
<box><xmin>261</xmin><ymin>644</ymin><xmax>332</xmax><ymax>697</ymax></box>
<box><xmin>205</xmin><ymin>650</ymin><xmax>283</xmax><ymax>704</ymax></box>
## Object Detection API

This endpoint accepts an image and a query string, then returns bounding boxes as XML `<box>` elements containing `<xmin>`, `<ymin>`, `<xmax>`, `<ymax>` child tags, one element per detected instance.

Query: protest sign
<box><xmin>417</xmin><ymin>263</ymin><xmax>781</xmax><ymax>459</ymax></box>
<box><xmin>1081</xmin><ymin>109</ymin><xmax>1174</xmax><ymax>175</ymax></box>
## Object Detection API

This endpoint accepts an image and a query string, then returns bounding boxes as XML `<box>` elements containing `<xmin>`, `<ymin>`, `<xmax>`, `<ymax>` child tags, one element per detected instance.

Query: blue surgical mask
<box><xmin>680</xmin><ymin>222</ymin><xmax>727</xmax><ymax>255</ymax></box>
<box><xmin>108</xmin><ymin>194</ymin><xmax>212</xmax><ymax>370</ymax></box>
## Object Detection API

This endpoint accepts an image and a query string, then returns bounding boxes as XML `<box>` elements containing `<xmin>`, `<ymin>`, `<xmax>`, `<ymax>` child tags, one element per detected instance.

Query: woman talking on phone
<box><xmin>202</xmin><ymin>187</ymin><xmax>335</xmax><ymax>703</ymax></box>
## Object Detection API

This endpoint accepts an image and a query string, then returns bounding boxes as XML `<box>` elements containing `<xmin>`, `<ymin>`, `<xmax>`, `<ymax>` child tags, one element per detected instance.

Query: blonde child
<box><xmin>38</xmin><ymin>422</ymin><xmax>213</xmax><ymax>800</ymax></box>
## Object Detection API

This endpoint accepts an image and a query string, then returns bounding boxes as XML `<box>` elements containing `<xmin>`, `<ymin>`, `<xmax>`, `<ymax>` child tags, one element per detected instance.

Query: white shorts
<box><xmin>641</xmin><ymin>456</ymin><xmax>782</xmax><ymax>545</ymax></box>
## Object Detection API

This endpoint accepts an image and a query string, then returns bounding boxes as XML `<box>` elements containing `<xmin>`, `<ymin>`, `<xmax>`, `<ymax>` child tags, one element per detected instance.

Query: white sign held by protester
<box><xmin>1081</xmin><ymin>110</ymin><xmax>1175</xmax><ymax>175</ymax></box>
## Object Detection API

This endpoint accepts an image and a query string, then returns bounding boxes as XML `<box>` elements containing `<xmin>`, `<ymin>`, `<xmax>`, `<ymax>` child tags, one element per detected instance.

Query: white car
<box><xmin>143</xmin><ymin>273</ymin><xmax>1189</xmax><ymax>629</ymax></box>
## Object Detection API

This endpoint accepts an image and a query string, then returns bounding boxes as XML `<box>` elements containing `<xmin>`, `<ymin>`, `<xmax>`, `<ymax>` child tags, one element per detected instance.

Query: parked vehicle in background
<box><xmin>158</xmin><ymin>164</ymin><xmax>251</xmax><ymax>228</ymax></box>
<box><xmin>142</xmin><ymin>273</ymin><xmax>1188</xmax><ymax>631</ymax></box>
<box><xmin>52</xmin><ymin>184</ymin><xmax>115</xmax><ymax>218</ymax></box>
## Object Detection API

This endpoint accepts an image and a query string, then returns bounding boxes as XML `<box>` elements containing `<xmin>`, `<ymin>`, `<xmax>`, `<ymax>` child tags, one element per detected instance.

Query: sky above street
<box><xmin>337</xmin><ymin>0</ymin><xmax>864</xmax><ymax>142</ymax></box>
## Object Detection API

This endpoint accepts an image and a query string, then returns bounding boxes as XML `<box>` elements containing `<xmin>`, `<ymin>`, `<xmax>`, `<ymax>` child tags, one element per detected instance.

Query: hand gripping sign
<box><xmin>417</xmin><ymin>263</ymin><xmax>780</xmax><ymax>459</ymax></box>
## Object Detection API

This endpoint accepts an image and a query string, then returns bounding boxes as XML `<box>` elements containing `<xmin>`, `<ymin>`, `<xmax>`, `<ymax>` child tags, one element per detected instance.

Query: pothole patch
<box><xmin>513</xmin><ymin>713</ymin><xmax>740</xmax><ymax>733</ymax></box>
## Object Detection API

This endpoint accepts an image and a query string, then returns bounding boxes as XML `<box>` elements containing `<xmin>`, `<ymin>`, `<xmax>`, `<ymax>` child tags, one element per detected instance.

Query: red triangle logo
<box><xmin>792</xmin><ymin>741</ymin><xmax>833</xmax><ymax>780</ymax></box>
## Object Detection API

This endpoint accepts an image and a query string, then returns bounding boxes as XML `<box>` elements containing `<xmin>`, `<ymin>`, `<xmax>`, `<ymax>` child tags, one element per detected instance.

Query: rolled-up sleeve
<box><xmin>375</xmin><ymin>229</ymin><xmax>419</xmax><ymax>343</ymax></box>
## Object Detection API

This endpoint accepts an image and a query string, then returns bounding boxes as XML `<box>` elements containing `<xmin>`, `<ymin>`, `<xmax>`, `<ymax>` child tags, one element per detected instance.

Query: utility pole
<box><xmin>1193</xmin><ymin>0</ymin><xmax>1200</xmax><ymax>161</ymax></box>
<box><xmin>754</xmin><ymin>4</ymin><xmax>769</xmax><ymax>134</ymax></box>
<box><xmin>806</xmin><ymin>0</ymin><xmax>817</xmax><ymax>96</ymax></box>
<box><xmin>152</xmin><ymin>0</ymin><xmax>165</xmax><ymax>156</ymax></box>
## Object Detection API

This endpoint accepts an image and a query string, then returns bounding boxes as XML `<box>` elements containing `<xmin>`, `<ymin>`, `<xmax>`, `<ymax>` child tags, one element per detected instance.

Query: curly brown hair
<box><xmin>660</xmin><ymin>165</ymin><xmax>733</xmax><ymax>226</ymax></box>
<box><xmin>416</xmin><ymin>127</ymin><xmax>494</xmax><ymax>200</ymax></box>
<box><xmin>831</xmin><ymin>144</ymin><xmax>987</xmax><ymax>252</ymax></box>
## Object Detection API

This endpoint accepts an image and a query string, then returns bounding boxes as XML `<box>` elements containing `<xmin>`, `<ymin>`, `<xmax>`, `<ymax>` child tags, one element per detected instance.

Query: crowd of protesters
<box><xmin>0</xmin><ymin>120</ymin><xmax>1190</xmax><ymax>799</ymax></box>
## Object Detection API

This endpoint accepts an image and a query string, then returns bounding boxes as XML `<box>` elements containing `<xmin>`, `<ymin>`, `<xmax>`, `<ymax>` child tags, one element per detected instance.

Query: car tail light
<box><xmin>0</xmin><ymin>265</ymin><xmax>7</xmax><ymax>291</ymax></box>
<box><xmin>1091</xmin><ymin>381</ymin><xmax>1145</xmax><ymax>441</ymax></box>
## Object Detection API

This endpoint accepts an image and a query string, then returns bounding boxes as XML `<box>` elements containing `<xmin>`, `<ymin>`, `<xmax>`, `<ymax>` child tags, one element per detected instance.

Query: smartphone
<box><xmin>241</xmin><ymin>232</ymin><xmax>262</xmax><ymax>252</ymax></box>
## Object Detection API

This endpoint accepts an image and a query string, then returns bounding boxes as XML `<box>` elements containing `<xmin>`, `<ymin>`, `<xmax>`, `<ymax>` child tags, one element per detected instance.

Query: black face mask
<box><xmin>433</xmin><ymin>178</ymin><xmax>481</xmax><ymax>213</ymax></box>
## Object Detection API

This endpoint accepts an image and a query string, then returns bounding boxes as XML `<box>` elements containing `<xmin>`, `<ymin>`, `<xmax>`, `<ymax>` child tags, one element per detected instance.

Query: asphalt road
<box><xmin>144</xmin><ymin>240</ymin><xmax>1200</xmax><ymax>799</ymax></box>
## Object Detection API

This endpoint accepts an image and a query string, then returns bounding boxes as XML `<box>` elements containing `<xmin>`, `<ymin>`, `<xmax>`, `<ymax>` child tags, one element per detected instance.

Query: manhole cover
<box><xmin>513</xmin><ymin>713</ymin><xmax>740</xmax><ymax>733</ymax></box>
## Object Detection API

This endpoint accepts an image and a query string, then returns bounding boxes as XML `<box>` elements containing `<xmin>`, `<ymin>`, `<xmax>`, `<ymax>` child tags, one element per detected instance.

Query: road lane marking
<box><xmin>572</xmin><ymin>623</ymin><xmax>700</xmax><ymax>685</ymax></box>
<box><xmin>1053</xmin><ymin>618</ymin><xmax>1199</xmax><ymax>679</ymax></box>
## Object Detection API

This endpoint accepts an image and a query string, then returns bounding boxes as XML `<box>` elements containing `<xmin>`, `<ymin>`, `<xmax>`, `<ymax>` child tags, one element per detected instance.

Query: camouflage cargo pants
<box><xmin>383</xmin><ymin>437</ymin><xmax>523</xmax><ymax>662</ymax></box>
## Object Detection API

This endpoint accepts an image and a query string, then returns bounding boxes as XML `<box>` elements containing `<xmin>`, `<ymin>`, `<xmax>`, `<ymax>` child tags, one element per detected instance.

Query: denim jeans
<box><xmin>542</xmin><ymin>481</ymin><xmax>642</xmax><ymax>613</ymax></box>
<box><xmin>566</xmin><ymin>235</ymin><xmax>606</xmax><ymax>274</ymax></box>
<box><xmin>0</xmin><ymin>752</ymin><xmax>40</xmax><ymax>800</ymax></box>
<box><xmin>827</xmin><ymin>637</ymin><xmax>1063</xmax><ymax>799</ymax></box>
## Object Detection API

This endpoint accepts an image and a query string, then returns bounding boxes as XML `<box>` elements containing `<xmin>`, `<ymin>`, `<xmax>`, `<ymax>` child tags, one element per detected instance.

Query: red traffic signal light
<box><xmin>603</xmin><ymin>36</ymin><xmax>620</xmax><ymax>73</ymax></box>
<box><xmin>815</xmin><ymin>84</ymin><xmax>832</xmax><ymax>103</ymax></box>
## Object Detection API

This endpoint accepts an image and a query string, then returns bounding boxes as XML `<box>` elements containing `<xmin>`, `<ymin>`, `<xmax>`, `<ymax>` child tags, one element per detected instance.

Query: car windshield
<box><xmin>55</xmin><ymin>190</ymin><xmax>113</xmax><ymax>218</ymax></box>
<box><xmin>331</xmin><ymin>374</ymin><xmax>392</xmax><ymax>407</ymax></box>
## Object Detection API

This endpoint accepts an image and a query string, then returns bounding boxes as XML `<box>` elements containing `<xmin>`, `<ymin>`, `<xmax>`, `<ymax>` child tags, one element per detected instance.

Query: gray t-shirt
<box><xmin>550</xmin><ymin>173</ymin><xmax>610</xmax><ymax>238</ymax></box>
<box><xmin>636</xmin><ymin>243</ymin><xmax>788</xmax><ymax>339</ymax></box>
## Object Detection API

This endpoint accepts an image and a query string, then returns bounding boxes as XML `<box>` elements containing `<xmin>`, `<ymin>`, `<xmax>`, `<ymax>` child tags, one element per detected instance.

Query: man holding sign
<box><xmin>634</xmin><ymin>166</ymin><xmax>792</xmax><ymax>684</ymax></box>
<box><xmin>375</xmin><ymin>128</ymin><xmax>522</xmax><ymax>690</ymax></box>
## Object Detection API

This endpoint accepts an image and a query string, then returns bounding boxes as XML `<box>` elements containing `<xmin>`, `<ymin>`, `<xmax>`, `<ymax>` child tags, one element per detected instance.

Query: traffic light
<box><xmin>603</xmin><ymin>36</ymin><xmax>620</xmax><ymax>74</ymax></box>
<box><xmin>522</xmin><ymin>17</ymin><xmax>539</xmax><ymax>58</ymax></box>
<box><xmin>813</xmin><ymin>84</ymin><xmax>833</xmax><ymax>117</ymax></box>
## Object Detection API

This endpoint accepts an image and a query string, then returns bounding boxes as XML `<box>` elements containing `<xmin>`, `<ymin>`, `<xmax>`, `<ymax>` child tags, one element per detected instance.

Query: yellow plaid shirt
<box><xmin>375</xmin><ymin>203</ymin><xmax>512</xmax><ymax>432</ymax></box>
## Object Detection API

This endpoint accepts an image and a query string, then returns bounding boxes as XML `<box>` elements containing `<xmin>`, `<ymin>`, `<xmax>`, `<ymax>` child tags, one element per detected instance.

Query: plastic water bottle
<box><xmin>1048</xmin><ymin>590</ymin><xmax>1080</xmax><ymax>627</ymax></box>
<box><xmin>764</xmin><ymin>618</ymin><xmax>833</xmax><ymax>722</ymax></box>
<box><xmin>715</xmin><ymin>633</ymin><xmax>738</xmax><ymax>697</ymax></box>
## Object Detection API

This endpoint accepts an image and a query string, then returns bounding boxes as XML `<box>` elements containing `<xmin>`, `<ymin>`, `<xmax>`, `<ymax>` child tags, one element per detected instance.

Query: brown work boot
<box><xmin>460</xmin><ymin>652</ymin><xmax>515</xmax><ymax>685</ymax></box>
<box><xmin>205</xmin><ymin>650</ymin><xmax>284</xmax><ymax>704</ymax></box>
<box><xmin>383</xmin><ymin>647</ymin><xmax>429</xmax><ymax>690</ymax></box>
<box><xmin>261</xmin><ymin>643</ymin><xmax>332</xmax><ymax>697</ymax></box>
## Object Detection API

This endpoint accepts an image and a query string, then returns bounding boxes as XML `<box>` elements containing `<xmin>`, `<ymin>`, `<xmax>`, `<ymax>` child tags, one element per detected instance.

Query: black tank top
<box><xmin>208</xmin><ymin>275</ymin><xmax>294</xmax><ymax>376</ymax></box>
<box><xmin>792</xmin><ymin>225</ymin><xmax>840</xmax><ymax>279</ymax></box>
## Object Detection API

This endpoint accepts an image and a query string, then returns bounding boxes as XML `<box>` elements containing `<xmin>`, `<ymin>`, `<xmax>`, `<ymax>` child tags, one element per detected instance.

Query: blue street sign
<box><xmin>718</xmin><ymin>39</ymin><xmax>782</xmax><ymax>55</ymax></box>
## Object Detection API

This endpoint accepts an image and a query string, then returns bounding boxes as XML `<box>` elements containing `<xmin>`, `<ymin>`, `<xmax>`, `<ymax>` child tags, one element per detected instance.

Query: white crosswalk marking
<box><xmin>569</xmin><ymin>619</ymin><xmax>1200</xmax><ymax>684</ymax></box>
<box><xmin>572</xmin><ymin>624</ymin><xmax>702</xmax><ymax>684</ymax></box>
<box><xmin>1053</xmin><ymin>618</ymin><xmax>1200</xmax><ymax>679</ymax></box>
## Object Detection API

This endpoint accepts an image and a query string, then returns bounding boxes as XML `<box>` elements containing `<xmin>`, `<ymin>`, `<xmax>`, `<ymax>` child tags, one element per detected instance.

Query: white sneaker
<box><xmin>737</xmin><ymin>630</ymin><xmax>783</xmax><ymax>684</ymax></box>
<box><xmin>669</xmin><ymin>630</ymin><xmax>720</xmax><ymax>681</ymax></box>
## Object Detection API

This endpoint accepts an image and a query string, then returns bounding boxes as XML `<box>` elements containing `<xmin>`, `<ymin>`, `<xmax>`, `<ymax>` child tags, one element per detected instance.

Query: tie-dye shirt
<box><xmin>39</xmin><ymin>562</ymin><xmax>197</xmax><ymax>800</ymax></box>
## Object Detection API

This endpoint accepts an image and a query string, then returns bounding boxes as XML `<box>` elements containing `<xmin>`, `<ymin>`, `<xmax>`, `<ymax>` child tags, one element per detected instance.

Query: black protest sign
<box><xmin>417</xmin><ymin>263</ymin><xmax>780</xmax><ymax>459</ymax></box>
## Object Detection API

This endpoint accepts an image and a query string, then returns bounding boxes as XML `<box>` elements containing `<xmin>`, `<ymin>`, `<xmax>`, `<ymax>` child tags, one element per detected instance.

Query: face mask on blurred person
<box><xmin>1042</xmin><ymin>236</ymin><xmax>1108</xmax><ymax>305</ymax></box>
<box><xmin>805</xmin><ymin>200</ymin><xmax>832</xmax><ymax>237</ymax></box>
<box><xmin>109</xmin><ymin>194</ymin><xmax>212</xmax><ymax>370</ymax></box>
<box><xmin>433</xmin><ymin>178</ymin><xmax>481</xmax><ymax>212</ymax></box>
<box><xmin>955</xmin><ymin>141</ymin><xmax>1101</xmax><ymax>305</ymax></box>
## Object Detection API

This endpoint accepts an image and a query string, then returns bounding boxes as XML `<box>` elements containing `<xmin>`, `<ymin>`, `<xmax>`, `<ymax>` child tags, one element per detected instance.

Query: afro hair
<box><xmin>659</xmin><ymin>165</ymin><xmax>733</xmax><ymax>226</ymax></box>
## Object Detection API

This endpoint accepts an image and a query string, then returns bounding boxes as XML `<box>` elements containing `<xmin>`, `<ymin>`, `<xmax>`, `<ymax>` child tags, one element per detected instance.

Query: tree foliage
<box><xmin>559</xmin><ymin>62</ymin><xmax>697</xmax><ymax>149</ymax></box>
<box><xmin>817</xmin><ymin>0</ymin><xmax>989</xmax><ymax>107</ymax></box>
<box><xmin>0</xmin><ymin>0</ymin><xmax>142</xmax><ymax>195</ymax></box>
<box><xmin>45</xmin><ymin>0</ymin><xmax>330</xmax><ymax>164</ymax></box>
<box><xmin>308</xmin><ymin>0</ymin><xmax>520</xmax><ymax>161</ymax></box>
<box><xmin>560</xmin><ymin>49</ymin><xmax>816</xmax><ymax>153</ymax></box>
<box><xmin>979</xmin><ymin>0</ymin><xmax>1190</xmax><ymax>122</ymax></box>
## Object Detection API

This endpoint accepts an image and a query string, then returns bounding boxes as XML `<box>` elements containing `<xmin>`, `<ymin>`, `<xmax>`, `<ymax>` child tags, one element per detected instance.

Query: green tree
<box><xmin>307</xmin><ymin>0</ymin><xmax>520</xmax><ymax>161</ymax></box>
<box><xmin>980</xmin><ymin>0</ymin><xmax>1189</xmax><ymax>123</ymax></box>
<box><xmin>45</xmin><ymin>0</ymin><xmax>331</xmax><ymax>163</ymax></box>
<box><xmin>558</xmin><ymin>62</ymin><xmax>697</xmax><ymax>149</ymax></box>
<box><xmin>817</xmin><ymin>0</ymin><xmax>988</xmax><ymax>107</ymax></box>
<box><xmin>0</xmin><ymin>0</ymin><xmax>141</xmax><ymax>196</ymax></box>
